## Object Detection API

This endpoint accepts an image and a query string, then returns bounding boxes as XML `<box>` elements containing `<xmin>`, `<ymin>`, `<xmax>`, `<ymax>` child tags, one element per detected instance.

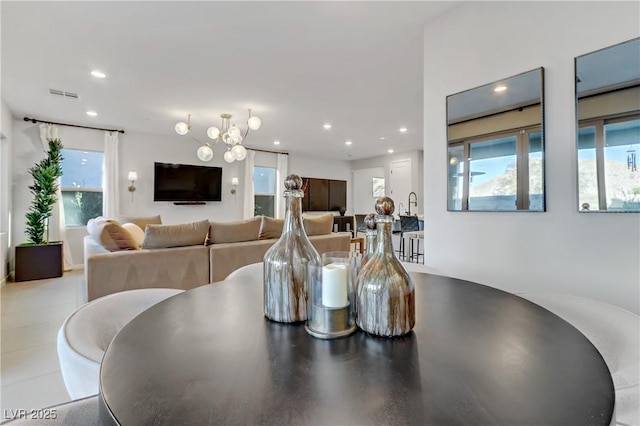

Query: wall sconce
<box><xmin>127</xmin><ymin>171</ymin><xmax>137</xmax><ymax>200</ymax></box>
<box><xmin>231</xmin><ymin>177</ymin><xmax>239</xmax><ymax>195</ymax></box>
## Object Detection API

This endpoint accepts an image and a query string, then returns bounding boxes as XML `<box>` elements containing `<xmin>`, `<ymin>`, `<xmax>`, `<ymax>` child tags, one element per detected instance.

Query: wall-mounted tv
<box><xmin>154</xmin><ymin>162</ymin><xmax>222</xmax><ymax>202</ymax></box>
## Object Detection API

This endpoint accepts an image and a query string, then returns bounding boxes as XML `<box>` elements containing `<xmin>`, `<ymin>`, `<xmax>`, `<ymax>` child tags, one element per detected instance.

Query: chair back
<box><xmin>399</xmin><ymin>215</ymin><xmax>419</xmax><ymax>232</ymax></box>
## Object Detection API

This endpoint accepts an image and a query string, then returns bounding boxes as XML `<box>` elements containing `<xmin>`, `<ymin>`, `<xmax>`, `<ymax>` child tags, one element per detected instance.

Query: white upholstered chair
<box><xmin>519</xmin><ymin>293</ymin><xmax>639</xmax><ymax>426</ymax></box>
<box><xmin>4</xmin><ymin>396</ymin><xmax>104</xmax><ymax>425</ymax></box>
<box><xmin>225</xmin><ymin>262</ymin><xmax>264</xmax><ymax>282</ymax></box>
<box><xmin>57</xmin><ymin>288</ymin><xmax>184</xmax><ymax>400</ymax></box>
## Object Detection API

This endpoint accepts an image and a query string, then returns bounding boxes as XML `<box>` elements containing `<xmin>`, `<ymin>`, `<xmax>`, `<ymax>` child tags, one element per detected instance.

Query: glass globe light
<box><xmin>247</xmin><ymin>116</ymin><xmax>261</xmax><ymax>130</ymax></box>
<box><xmin>232</xmin><ymin>144</ymin><xmax>247</xmax><ymax>161</ymax></box>
<box><xmin>207</xmin><ymin>126</ymin><xmax>220</xmax><ymax>140</ymax></box>
<box><xmin>197</xmin><ymin>144</ymin><xmax>213</xmax><ymax>162</ymax></box>
<box><xmin>228</xmin><ymin>125</ymin><xmax>241</xmax><ymax>138</ymax></box>
<box><xmin>175</xmin><ymin>122</ymin><xmax>189</xmax><ymax>135</ymax></box>
<box><xmin>224</xmin><ymin>150</ymin><xmax>235</xmax><ymax>163</ymax></box>
<box><xmin>232</xmin><ymin>133</ymin><xmax>243</xmax><ymax>144</ymax></box>
<box><xmin>222</xmin><ymin>132</ymin><xmax>233</xmax><ymax>145</ymax></box>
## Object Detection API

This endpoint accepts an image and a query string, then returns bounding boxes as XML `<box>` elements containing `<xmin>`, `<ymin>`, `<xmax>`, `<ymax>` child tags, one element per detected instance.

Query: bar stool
<box><xmin>397</xmin><ymin>215</ymin><xmax>419</xmax><ymax>261</ymax></box>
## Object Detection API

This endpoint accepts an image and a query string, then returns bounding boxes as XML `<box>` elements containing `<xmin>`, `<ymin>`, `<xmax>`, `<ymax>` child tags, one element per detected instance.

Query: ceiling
<box><xmin>1</xmin><ymin>1</ymin><xmax>459</xmax><ymax>161</ymax></box>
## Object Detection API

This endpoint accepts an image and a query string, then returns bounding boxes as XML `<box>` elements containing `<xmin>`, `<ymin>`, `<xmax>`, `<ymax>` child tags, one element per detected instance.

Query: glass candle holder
<box><xmin>305</xmin><ymin>251</ymin><xmax>357</xmax><ymax>339</ymax></box>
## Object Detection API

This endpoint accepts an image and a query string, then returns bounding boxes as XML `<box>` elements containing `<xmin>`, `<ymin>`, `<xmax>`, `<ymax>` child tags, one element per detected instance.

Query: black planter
<box><xmin>14</xmin><ymin>242</ymin><xmax>63</xmax><ymax>282</ymax></box>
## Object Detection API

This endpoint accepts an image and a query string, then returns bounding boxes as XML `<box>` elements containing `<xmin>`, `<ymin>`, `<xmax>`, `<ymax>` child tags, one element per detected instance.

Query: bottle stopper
<box><xmin>375</xmin><ymin>197</ymin><xmax>395</xmax><ymax>216</ymax></box>
<box><xmin>364</xmin><ymin>213</ymin><xmax>376</xmax><ymax>230</ymax></box>
<box><xmin>284</xmin><ymin>174</ymin><xmax>303</xmax><ymax>190</ymax></box>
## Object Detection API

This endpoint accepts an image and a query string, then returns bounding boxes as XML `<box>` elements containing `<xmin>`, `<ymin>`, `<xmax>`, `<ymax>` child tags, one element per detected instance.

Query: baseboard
<box><xmin>72</xmin><ymin>264</ymin><xmax>84</xmax><ymax>270</ymax></box>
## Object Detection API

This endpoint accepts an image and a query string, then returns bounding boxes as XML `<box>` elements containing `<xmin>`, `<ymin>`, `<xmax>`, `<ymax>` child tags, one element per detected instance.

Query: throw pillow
<box><xmin>302</xmin><ymin>213</ymin><xmax>334</xmax><ymax>236</ymax></box>
<box><xmin>116</xmin><ymin>214</ymin><xmax>162</xmax><ymax>231</ymax></box>
<box><xmin>209</xmin><ymin>217</ymin><xmax>262</xmax><ymax>244</ymax></box>
<box><xmin>259</xmin><ymin>216</ymin><xmax>284</xmax><ymax>240</ymax></box>
<box><xmin>122</xmin><ymin>223</ymin><xmax>145</xmax><ymax>247</ymax></box>
<box><xmin>88</xmin><ymin>218</ymin><xmax>139</xmax><ymax>251</ymax></box>
<box><xmin>142</xmin><ymin>219</ymin><xmax>210</xmax><ymax>249</ymax></box>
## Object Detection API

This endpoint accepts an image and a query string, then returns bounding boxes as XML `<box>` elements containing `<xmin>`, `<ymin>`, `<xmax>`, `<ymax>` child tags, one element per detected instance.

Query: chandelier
<box><xmin>174</xmin><ymin>109</ymin><xmax>261</xmax><ymax>162</ymax></box>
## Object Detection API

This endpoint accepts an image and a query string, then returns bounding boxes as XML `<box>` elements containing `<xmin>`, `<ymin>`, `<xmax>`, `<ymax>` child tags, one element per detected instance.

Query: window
<box><xmin>60</xmin><ymin>149</ymin><xmax>104</xmax><ymax>226</ymax></box>
<box><xmin>578</xmin><ymin>115</ymin><xmax>640</xmax><ymax>211</ymax></box>
<box><xmin>254</xmin><ymin>166</ymin><xmax>276</xmax><ymax>217</ymax></box>
<box><xmin>448</xmin><ymin>127</ymin><xmax>543</xmax><ymax>211</ymax></box>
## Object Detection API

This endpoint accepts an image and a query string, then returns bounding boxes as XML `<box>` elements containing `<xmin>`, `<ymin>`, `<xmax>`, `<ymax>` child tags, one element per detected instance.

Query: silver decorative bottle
<box><xmin>356</xmin><ymin>197</ymin><xmax>415</xmax><ymax>336</ymax></box>
<box><xmin>264</xmin><ymin>174</ymin><xmax>321</xmax><ymax>323</ymax></box>
<box><xmin>361</xmin><ymin>212</ymin><xmax>377</xmax><ymax>267</ymax></box>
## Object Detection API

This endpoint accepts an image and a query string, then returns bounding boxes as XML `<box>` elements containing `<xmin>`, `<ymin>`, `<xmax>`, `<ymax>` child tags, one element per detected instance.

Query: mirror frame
<box><xmin>446</xmin><ymin>67</ymin><xmax>546</xmax><ymax>212</ymax></box>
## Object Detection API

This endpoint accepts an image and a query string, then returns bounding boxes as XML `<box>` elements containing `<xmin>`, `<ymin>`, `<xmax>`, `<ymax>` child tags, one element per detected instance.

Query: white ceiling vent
<box><xmin>49</xmin><ymin>89</ymin><xmax>79</xmax><ymax>99</ymax></box>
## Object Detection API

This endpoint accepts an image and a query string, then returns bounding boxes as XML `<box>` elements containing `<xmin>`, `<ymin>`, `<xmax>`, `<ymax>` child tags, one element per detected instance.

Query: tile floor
<box><xmin>0</xmin><ymin>259</ymin><xmax>434</xmax><ymax>421</ymax></box>
<box><xmin>1</xmin><ymin>270</ymin><xmax>84</xmax><ymax>418</ymax></box>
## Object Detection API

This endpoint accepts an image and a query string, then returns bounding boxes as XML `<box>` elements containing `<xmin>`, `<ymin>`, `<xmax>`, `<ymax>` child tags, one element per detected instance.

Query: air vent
<box><xmin>49</xmin><ymin>89</ymin><xmax>79</xmax><ymax>99</ymax></box>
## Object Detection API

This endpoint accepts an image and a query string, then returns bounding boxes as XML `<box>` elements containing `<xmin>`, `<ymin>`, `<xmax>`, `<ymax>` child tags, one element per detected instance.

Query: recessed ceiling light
<box><xmin>323</xmin><ymin>123</ymin><xmax>332</xmax><ymax>130</ymax></box>
<box><xmin>86</xmin><ymin>111</ymin><xmax>98</xmax><ymax>117</ymax></box>
<box><xmin>399</xmin><ymin>127</ymin><xmax>408</xmax><ymax>133</ymax></box>
<box><xmin>388</xmin><ymin>149</ymin><xmax>394</xmax><ymax>154</ymax></box>
<box><xmin>379</xmin><ymin>136</ymin><xmax>386</xmax><ymax>140</ymax></box>
<box><xmin>494</xmin><ymin>85</ymin><xmax>507</xmax><ymax>93</ymax></box>
<box><xmin>90</xmin><ymin>70</ymin><xmax>106</xmax><ymax>79</ymax></box>
<box><xmin>345</xmin><ymin>140</ymin><xmax>352</xmax><ymax>146</ymax></box>
<box><xmin>273</xmin><ymin>140</ymin><xmax>280</xmax><ymax>145</ymax></box>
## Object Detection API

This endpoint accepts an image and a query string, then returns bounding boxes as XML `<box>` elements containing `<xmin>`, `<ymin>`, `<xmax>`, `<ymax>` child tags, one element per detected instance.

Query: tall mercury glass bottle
<box><xmin>264</xmin><ymin>174</ymin><xmax>321</xmax><ymax>323</ymax></box>
<box><xmin>361</xmin><ymin>213</ymin><xmax>377</xmax><ymax>267</ymax></box>
<box><xmin>356</xmin><ymin>197</ymin><xmax>415</xmax><ymax>336</ymax></box>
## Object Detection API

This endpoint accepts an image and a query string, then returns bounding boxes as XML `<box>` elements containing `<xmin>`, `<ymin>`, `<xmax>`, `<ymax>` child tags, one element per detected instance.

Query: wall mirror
<box><xmin>576</xmin><ymin>38</ymin><xmax>640</xmax><ymax>212</ymax></box>
<box><xmin>447</xmin><ymin>68</ymin><xmax>545</xmax><ymax>212</ymax></box>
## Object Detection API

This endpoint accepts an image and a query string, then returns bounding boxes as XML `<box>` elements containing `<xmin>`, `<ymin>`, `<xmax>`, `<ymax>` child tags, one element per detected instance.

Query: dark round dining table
<box><xmin>98</xmin><ymin>273</ymin><xmax>614</xmax><ymax>425</ymax></box>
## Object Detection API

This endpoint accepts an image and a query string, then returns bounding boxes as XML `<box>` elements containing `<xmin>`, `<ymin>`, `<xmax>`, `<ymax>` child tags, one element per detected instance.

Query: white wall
<box><xmin>351</xmin><ymin>149</ymin><xmax>424</xmax><ymax>216</ymax></box>
<box><xmin>1</xmin><ymin>100</ymin><xmax>13</xmax><ymax>284</ymax></box>
<box><xmin>353</xmin><ymin>167</ymin><xmax>385</xmax><ymax>214</ymax></box>
<box><xmin>423</xmin><ymin>2</ymin><xmax>640</xmax><ymax>313</ymax></box>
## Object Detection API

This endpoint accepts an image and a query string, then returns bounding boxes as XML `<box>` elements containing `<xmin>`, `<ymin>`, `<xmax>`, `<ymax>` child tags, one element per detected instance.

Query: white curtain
<box><xmin>103</xmin><ymin>132</ymin><xmax>119</xmax><ymax>219</ymax></box>
<box><xmin>242</xmin><ymin>150</ymin><xmax>256</xmax><ymax>219</ymax></box>
<box><xmin>275</xmin><ymin>153</ymin><xmax>288</xmax><ymax>218</ymax></box>
<box><xmin>39</xmin><ymin>124</ymin><xmax>73</xmax><ymax>271</ymax></box>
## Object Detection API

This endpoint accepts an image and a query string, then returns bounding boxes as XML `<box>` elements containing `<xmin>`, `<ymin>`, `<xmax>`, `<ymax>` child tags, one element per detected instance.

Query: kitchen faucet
<box><xmin>398</xmin><ymin>202</ymin><xmax>406</xmax><ymax>216</ymax></box>
<box><xmin>408</xmin><ymin>192</ymin><xmax>417</xmax><ymax>216</ymax></box>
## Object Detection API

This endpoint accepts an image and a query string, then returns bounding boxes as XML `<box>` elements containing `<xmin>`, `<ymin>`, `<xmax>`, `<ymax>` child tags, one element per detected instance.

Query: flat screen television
<box><xmin>154</xmin><ymin>162</ymin><xmax>222</xmax><ymax>202</ymax></box>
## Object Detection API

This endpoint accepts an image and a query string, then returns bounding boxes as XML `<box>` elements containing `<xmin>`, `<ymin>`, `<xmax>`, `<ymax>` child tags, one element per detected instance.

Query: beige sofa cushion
<box><xmin>87</xmin><ymin>218</ymin><xmax>139</xmax><ymax>251</ymax></box>
<box><xmin>117</xmin><ymin>214</ymin><xmax>162</xmax><ymax>231</ymax></box>
<box><xmin>259</xmin><ymin>216</ymin><xmax>284</xmax><ymax>240</ymax></box>
<box><xmin>209</xmin><ymin>217</ymin><xmax>261</xmax><ymax>244</ymax></box>
<box><xmin>142</xmin><ymin>220</ymin><xmax>210</xmax><ymax>249</ymax></box>
<box><xmin>302</xmin><ymin>213</ymin><xmax>334</xmax><ymax>236</ymax></box>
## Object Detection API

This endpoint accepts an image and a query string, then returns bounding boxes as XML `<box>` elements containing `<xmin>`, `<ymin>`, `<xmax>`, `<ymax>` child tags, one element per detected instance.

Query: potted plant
<box><xmin>14</xmin><ymin>139</ymin><xmax>65</xmax><ymax>282</ymax></box>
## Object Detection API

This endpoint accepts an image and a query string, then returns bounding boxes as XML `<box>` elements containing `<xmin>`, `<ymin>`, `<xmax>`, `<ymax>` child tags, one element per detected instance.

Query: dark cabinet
<box><xmin>302</xmin><ymin>177</ymin><xmax>346</xmax><ymax>212</ymax></box>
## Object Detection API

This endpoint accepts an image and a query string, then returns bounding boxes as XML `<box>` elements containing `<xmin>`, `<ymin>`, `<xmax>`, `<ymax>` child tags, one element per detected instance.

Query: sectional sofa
<box><xmin>83</xmin><ymin>214</ymin><xmax>350</xmax><ymax>301</ymax></box>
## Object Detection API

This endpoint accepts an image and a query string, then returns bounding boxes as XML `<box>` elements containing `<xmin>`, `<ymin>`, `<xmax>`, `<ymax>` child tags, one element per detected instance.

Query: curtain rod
<box><xmin>246</xmin><ymin>147</ymin><xmax>289</xmax><ymax>155</ymax></box>
<box><xmin>23</xmin><ymin>117</ymin><xmax>125</xmax><ymax>134</ymax></box>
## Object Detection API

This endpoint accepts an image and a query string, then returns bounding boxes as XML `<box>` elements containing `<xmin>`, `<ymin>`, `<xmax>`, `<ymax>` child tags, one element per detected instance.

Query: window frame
<box><xmin>253</xmin><ymin>166</ymin><xmax>277</xmax><ymax>217</ymax></box>
<box><xmin>578</xmin><ymin>112</ymin><xmax>640</xmax><ymax>211</ymax></box>
<box><xmin>448</xmin><ymin>125</ymin><xmax>542</xmax><ymax>211</ymax></box>
<box><xmin>60</xmin><ymin>148</ymin><xmax>104</xmax><ymax>227</ymax></box>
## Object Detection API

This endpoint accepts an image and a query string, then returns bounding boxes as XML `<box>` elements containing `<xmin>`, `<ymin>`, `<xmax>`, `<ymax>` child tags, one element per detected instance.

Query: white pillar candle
<box><xmin>322</xmin><ymin>263</ymin><xmax>348</xmax><ymax>308</ymax></box>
